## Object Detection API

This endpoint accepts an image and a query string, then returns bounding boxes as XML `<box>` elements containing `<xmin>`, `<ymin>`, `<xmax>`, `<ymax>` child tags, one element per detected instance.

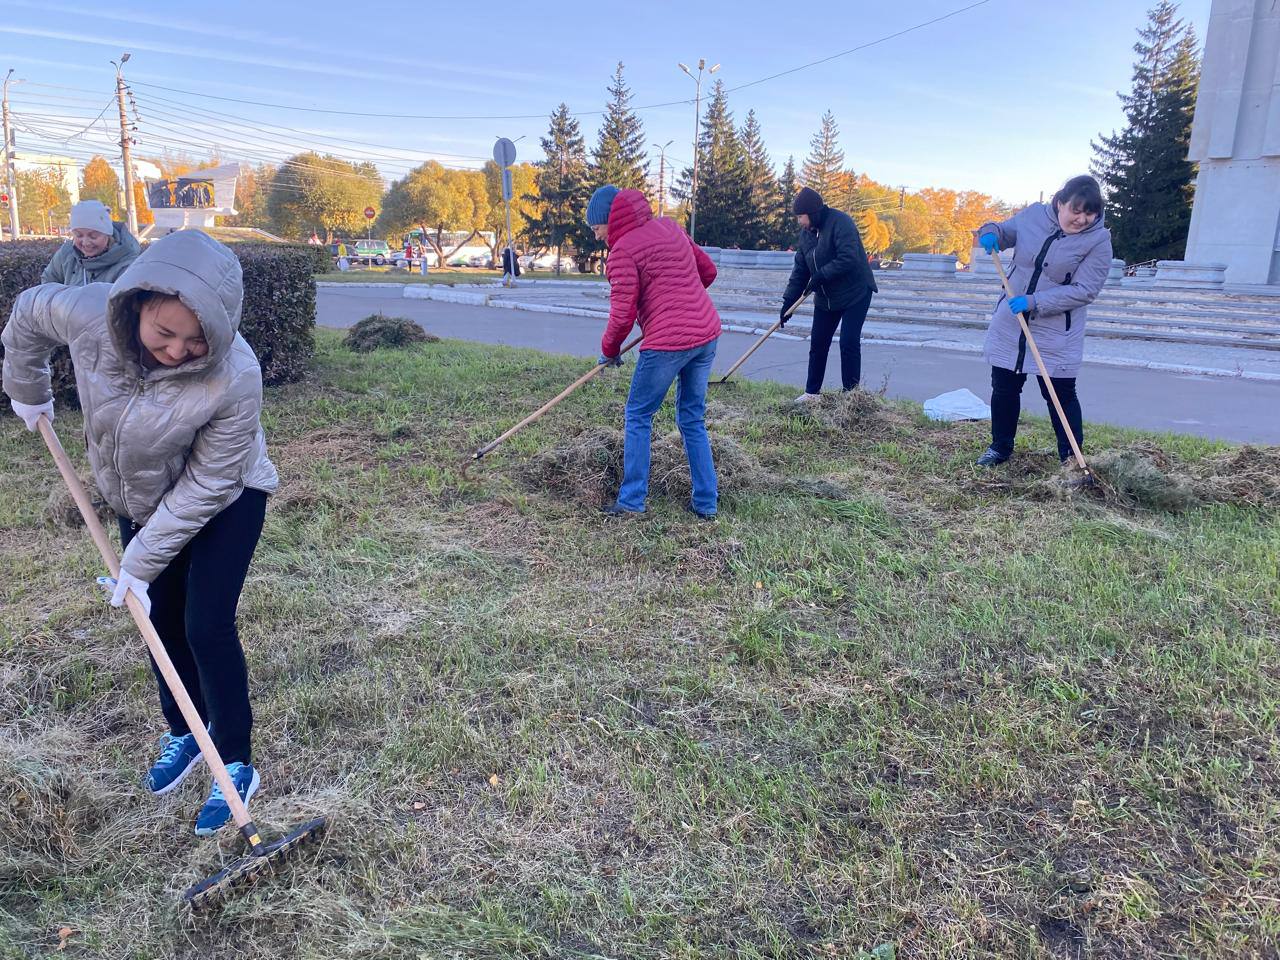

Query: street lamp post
<box><xmin>677</xmin><ymin>59</ymin><xmax>718</xmax><ymax>243</ymax></box>
<box><xmin>653</xmin><ymin>140</ymin><xmax>674</xmax><ymax>218</ymax></box>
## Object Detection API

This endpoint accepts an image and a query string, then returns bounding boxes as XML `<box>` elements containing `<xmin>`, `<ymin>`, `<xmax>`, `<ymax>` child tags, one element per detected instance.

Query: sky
<box><xmin>0</xmin><ymin>0</ymin><xmax>1214</xmax><ymax>206</ymax></box>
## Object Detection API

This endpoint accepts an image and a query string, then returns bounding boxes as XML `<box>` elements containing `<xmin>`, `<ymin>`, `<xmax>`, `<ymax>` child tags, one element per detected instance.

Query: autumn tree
<box><xmin>16</xmin><ymin>169</ymin><xmax>71</xmax><ymax>233</ymax></box>
<box><xmin>79</xmin><ymin>156</ymin><xmax>121</xmax><ymax>212</ymax></box>
<box><xmin>267</xmin><ymin>152</ymin><xmax>384</xmax><ymax>241</ymax></box>
<box><xmin>855</xmin><ymin>210</ymin><xmax>892</xmax><ymax>255</ymax></box>
<box><xmin>223</xmin><ymin>163</ymin><xmax>275</xmax><ymax>229</ymax></box>
<box><xmin>132</xmin><ymin>182</ymin><xmax>154</xmax><ymax>226</ymax></box>
<box><xmin>482</xmin><ymin>161</ymin><xmax>539</xmax><ymax>261</ymax></box>
<box><xmin>884</xmin><ymin>194</ymin><xmax>933</xmax><ymax>259</ymax></box>
<box><xmin>377</xmin><ymin>161</ymin><xmax>490</xmax><ymax>262</ymax></box>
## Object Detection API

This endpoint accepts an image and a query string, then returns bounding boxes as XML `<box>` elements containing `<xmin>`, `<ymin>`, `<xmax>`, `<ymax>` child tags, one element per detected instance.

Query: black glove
<box><xmin>778</xmin><ymin>302</ymin><xmax>791</xmax><ymax>328</ymax></box>
<box><xmin>598</xmin><ymin>353</ymin><xmax>623</xmax><ymax>368</ymax></box>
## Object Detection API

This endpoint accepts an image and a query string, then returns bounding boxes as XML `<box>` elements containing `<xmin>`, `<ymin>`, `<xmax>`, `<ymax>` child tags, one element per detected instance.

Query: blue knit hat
<box><xmin>586</xmin><ymin>185</ymin><xmax>620</xmax><ymax>227</ymax></box>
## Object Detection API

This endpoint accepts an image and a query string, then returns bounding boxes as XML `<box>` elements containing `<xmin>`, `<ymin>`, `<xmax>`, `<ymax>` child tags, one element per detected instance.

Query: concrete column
<box><xmin>1184</xmin><ymin>0</ymin><xmax>1280</xmax><ymax>285</ymax></box>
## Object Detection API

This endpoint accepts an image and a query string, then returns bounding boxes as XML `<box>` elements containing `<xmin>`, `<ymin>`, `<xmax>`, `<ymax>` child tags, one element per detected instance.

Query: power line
<box><xmin>133</xmin><ymin>98</ymin><xmax>471</xmax><ymax>172</ymax></box>
<box><xmin>120</xmin><ymin>2</ymin><xmax>992</xmax><ymax>122</ymax></box>
<box><xmin>135</xmin><ymin>89</ymin><xmax>493</xmax><ymax>162</ymax></box>
<box><xmin>725</xmin><ymin>1</ymin><xmax>993</xmax><ymax>94</ymax></box>
<box><xmin>13</xmin><ymin>99</ymin><xmax>115</xmax><ymax>143</ymax></box>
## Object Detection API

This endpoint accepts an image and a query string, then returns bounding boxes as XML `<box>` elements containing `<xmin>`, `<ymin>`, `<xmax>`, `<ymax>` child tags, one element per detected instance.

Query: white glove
<box><xmin>10</xmin><ymin>398</ymin><xmax>54</xmax><ymax>432</ymax></box>
<box><xmin>101</xmin><ymin>571</ymin><xmax>152</xmax><ymax>616</ymax></box>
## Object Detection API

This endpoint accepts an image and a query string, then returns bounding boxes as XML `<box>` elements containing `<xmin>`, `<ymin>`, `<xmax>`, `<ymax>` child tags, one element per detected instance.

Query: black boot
<box><xmin>976</xmin><ymin>446</ymin><xmax>1010</xmax><ymax>467</ymax></box>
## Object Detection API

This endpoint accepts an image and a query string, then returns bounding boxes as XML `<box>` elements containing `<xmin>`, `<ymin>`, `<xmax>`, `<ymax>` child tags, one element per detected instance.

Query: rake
<box><xmin>988</xmin><ymin>251</ymin><xmax>1095</xmax><ymax>486</ymax></box>
<box><xmin>36</xmin><ymin>415</ymin><xmax>327</xmax><ymax>910</ymax></box>
<box><xmin>711</xmin><ymin>291</ymin><xmax>811</xmax><ymax>387</ymax></box>
<box><xmin>462</xmin><ymin>332</ymin><xmax>643</xmax><ymax>476</ymax></box>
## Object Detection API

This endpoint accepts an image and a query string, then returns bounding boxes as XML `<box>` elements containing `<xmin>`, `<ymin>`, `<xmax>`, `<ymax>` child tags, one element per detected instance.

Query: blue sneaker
<box><xmin>145</xmin><ymin>732</ymin><xmax>202</xmax><ymax>796</ymax></box>
<box><xmin>194</xmin><ymin>762</ymin><xmax>260</xmax><ymax>837</ymax></box>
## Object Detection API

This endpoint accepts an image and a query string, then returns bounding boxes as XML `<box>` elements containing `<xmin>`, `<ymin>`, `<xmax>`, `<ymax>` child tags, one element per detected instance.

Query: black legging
<box><xmin>118</xmin><ymin>489</ymin><xmax>267</xmax><ymax>765</ymax></box>
<box><xmin>805</xmin><ymin>289</ymin><xmax>874</xmax><ymax>393</ymax></box>
<box><xmin>990</xmin><ymin>366</ymin><xmax>1083</xmax><ymax>461</ymax></box>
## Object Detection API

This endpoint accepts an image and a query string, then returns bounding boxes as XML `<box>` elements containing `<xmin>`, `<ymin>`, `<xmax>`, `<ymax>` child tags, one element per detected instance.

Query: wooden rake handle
<box><xmin>37</xmin><ymin>416</ymin><xmax>261</xmax><ymax>842</ymax></box>
<box><xmin>715</xmin><ymin>291</ymin><xmax>811</xmax><ymax>385</ymax></box>
<box><xmin>469</xmin><ymin>332</ymin><xmax>643</xmax><ymax>462</ymax></box>
<box><xmin>988</xmin><ymin>252</ymin><xmax>1092</xmax><ymax>478</ymax></box>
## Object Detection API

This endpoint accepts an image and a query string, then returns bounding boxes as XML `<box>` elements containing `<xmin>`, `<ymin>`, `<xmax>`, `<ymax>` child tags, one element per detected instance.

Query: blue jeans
<box><xmin>616</xmin><ymin>339</ymin><xmax>719</xmax><ymax>515</ymax></box>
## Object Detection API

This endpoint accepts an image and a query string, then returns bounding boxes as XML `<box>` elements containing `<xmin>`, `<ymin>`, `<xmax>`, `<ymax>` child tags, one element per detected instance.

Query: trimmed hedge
<box><xmin>0</xmin><ymin>238</ymin><xmax>317</xmax><ymax>409</ymax></box>
<box><xmin>234</xmin><ymin>244</ymin><xmax>317</xmax><ymax>385</ymax></box>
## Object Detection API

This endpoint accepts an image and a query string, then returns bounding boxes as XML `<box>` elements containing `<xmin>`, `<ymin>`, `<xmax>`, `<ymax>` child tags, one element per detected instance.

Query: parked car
<box><xmin>354</xmin><ymin>240</ymin><xmax>392</xmax><ymax>264</ymax></box>
<box><xmin>467</xmin><ymin>254</ymin><xmax>491</xmax><ymax>268</ymax></box>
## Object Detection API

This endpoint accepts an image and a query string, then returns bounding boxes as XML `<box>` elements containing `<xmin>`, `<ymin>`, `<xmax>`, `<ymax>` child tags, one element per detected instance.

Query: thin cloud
<box><xmin>4</xmin><ymin>0</ymin><xmax>553</xmax><ymax>85</ymax></box>
<box><xmin>0</xmin><ymin>24</ymin><xmax>524</xmax><ymax>99</ymax></box>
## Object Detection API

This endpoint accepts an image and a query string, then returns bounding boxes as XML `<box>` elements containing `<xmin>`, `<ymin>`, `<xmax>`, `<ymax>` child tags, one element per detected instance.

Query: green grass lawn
<box><xmin>2</xmin><ymin>329</ymin><xmax>1277</xmax><ymax>958</ymax></box>
<box><xmin>317</xmin><ymin>268</ymin><xmax>606</xmax><ymax>285</ymax></box>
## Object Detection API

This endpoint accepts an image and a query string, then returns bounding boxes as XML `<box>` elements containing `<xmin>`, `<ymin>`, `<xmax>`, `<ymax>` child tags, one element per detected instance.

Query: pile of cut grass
<box><xmin>343</xmin><ymin>313</ymin><xmax>440</xmax><ymax>353</ymax></box>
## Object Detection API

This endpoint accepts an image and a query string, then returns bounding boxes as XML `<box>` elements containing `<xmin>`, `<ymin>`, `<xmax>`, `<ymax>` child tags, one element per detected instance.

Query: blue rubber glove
<box><xmin>1007</xmin><ymin>295</ymin><xmax>1032</xmax><ymax>316</ymax></box>
<box><xmin>979</xmin><ymin>233</ymin><xmax>1000</xmax><ymax>255</ymax></box>
<box><xmin>598</xmin><ymin>354</ymin><xmax>623</xmax><ymax>368</ymax></box>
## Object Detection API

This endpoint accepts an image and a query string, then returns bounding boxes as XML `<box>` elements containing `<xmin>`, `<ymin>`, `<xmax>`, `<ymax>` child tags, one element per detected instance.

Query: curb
<box><xmin>323</xmin><ymin>286</ymin><xmax>1280</xmax><ymax>384</ymax></box>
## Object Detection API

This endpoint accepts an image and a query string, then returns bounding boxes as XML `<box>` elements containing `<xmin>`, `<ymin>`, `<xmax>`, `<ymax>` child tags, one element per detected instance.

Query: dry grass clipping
<box><xmin>42</xmin><ymin>477</ymin><xmax>113</xmax><ymax>529</ymax></box>
<box><xmin>1042</xmin><ymin>441</ymin><xmax>1280</xmax><ymax>513</ymax></box>
<box><xmin>1193</xmin><ymin>445</ymin><xmax>1280</xmax><ymax>507</ymax></box>
<box><xmin>344</xmin><ymin>313</ymin><xmax>439</xmax><ymax>353</ymax></box>
<box><xmin>792</xmin><ymin>388</ymin><xmax>909</xmax><ymax>434</ymax></box>
<box><xmin>527</xmin><ymin>427</ymin><xmax>844</xmax><ymax>507</ymax></box>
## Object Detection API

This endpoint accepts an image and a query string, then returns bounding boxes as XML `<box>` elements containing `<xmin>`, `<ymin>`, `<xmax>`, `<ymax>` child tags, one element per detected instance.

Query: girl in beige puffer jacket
<box><xmin>3</xmin><ymin>229</ymin><xmax>275</xmax><ymax>836</ymax></box>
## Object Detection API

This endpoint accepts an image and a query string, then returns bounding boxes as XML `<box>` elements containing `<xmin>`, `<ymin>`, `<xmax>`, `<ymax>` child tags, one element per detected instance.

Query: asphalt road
<box><xmin>318</xmin><ymin>287</ymin><xmax>1280</xmax><ymax>444</ymax></box>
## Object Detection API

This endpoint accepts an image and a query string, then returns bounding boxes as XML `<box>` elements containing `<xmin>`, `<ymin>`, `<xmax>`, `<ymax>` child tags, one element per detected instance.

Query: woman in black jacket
<box><xmin>780</xmin><ymin>187</ymin><xmax>879</xmax><ymax>402</ymax></box>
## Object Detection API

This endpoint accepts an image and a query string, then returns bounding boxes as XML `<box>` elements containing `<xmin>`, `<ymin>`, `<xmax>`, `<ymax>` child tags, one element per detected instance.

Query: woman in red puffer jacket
<box><xmin>591</xmin><ymin>186</ymin><xmax>721</xmax><ymax>520</ymax></box>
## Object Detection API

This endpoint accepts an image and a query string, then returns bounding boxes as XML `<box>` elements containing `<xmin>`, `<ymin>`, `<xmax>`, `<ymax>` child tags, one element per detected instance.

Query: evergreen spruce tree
<box><xmin>590</xmin><ymin>63</ymin><xmax>649</xmax><ymax>193</ymax></box>
<box><xmin>1092</xmin><ymin>1</ymin><xmax>1200</xmax><ymax>262</ymax></box>
<box><xmin>738</xmin><ymin>109</ymin><xmax>778</xmax><ymax>250</ymax></box>
<box><xmin>801</xmin><ymin>111</ymin><xmax>844</xmax><ymax>200</ymax></box>
<box><xmin>527</xmin><ymin>104</ymin><xmax>593</xmax><ymax>271</ymax></box>
<box><xmin>774</xmin><ymin>156</ymin><xmax>799</xmax><ymax>248</ymax></box>
<box><xmin>673</xmin><ymin>81</ymin><xmax>751</xmax><ymax>248</ymax></box>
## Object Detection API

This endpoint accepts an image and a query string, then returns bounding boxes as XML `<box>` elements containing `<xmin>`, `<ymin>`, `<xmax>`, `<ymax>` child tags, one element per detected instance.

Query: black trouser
<box><xmin>806</xmin><ymin>289</ymin><xmax>874</xmax><ymax>394</ymax></box>
<box><xmin>118</xmin><ymin>489</ymin><xmax>267</xmax><ymax>765</ymax></box>
<box><xmin>990</xmin><ymin>366</ymin><xmax>1083</xmax><ymax>462</ymax></box>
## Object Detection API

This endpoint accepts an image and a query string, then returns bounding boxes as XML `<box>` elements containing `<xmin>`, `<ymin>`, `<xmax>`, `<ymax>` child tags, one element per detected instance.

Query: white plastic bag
<box><xmin>923</xmin><ymin>387</ymin><xmax>991</xmax><ymax>422</ymax></box>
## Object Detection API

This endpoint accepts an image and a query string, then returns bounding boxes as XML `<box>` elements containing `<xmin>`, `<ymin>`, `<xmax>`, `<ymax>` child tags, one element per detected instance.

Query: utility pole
<box><xmin>3</xmin><ymin>70</ymin><xmax>21</xmax><ymax>241</ymax></box>
<box><xmin>899</xmin><ymin>186</ymin><xmax>906</xmax><ymax>210</ymax></box>
<box><xmin>653</xmin><ymin>140</ymin><xmax>673</xmax><ymax>218</ymax></box>
<box><xmin>113</xmin><ymin>53</ymin><xmax>137</xmax><ymax>235</ymax></box>
<box><xmin>678</xmin><ymin>59</ymin><xmax>719</xmax><ymax>243</ymax></box>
